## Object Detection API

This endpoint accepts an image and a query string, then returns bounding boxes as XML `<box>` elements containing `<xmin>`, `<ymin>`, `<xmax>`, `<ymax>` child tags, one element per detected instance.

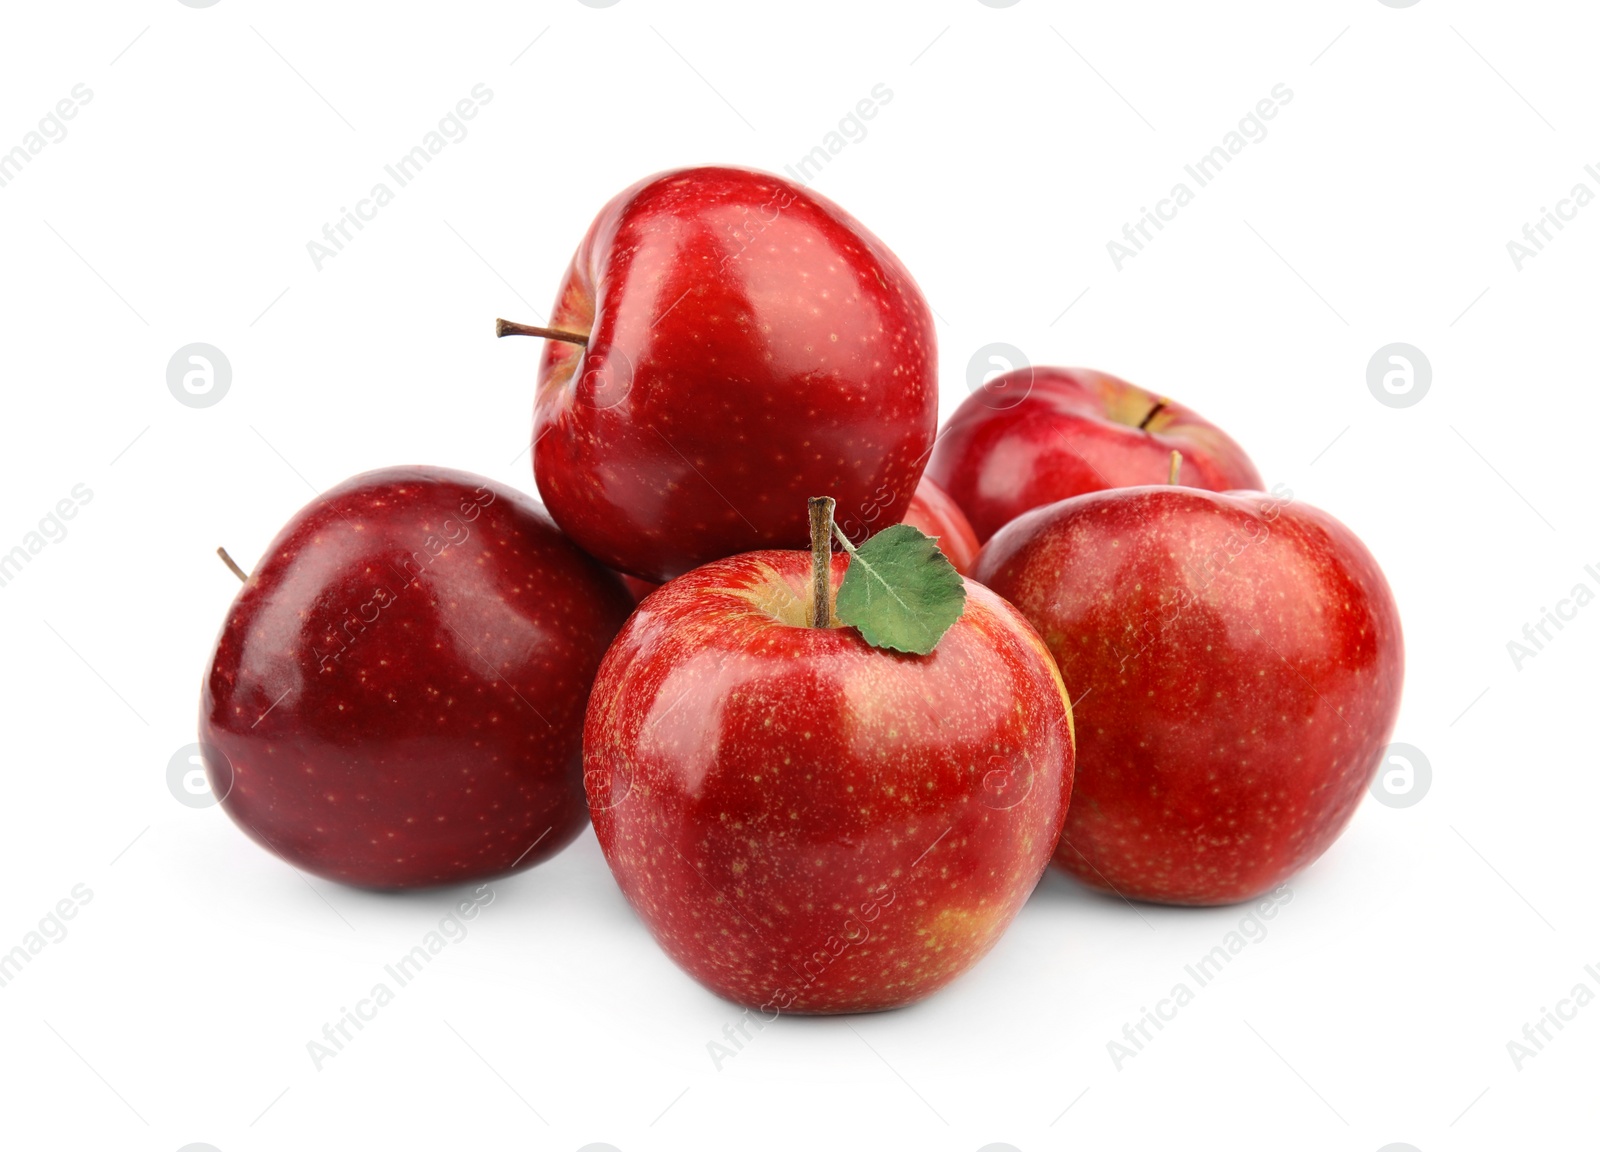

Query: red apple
<box><xmin>900</xmin><ymin>475</ymin><xmax>980</xmax><ymax>575</ymax></box>
<box><xmin>926</xmin><ymin>367</ymin><xmax>1262</xmax><ymax>542</ymax></box>
<box><xmin>584</xmin><ymin>548</ymin><xmax>1074</xmax><ymax>1013</ymax></box>
<box><xmin>200</xmin><ymin>467</ymin><xmax>633</xmax><ymax>889</ymax></box>
<box><xmin>519</xmin><ymin>166</ymin><xmax>938</xmax><ymax>583</ymax></box>
<box><xmin>972</xmin><ymin>484</ymin><xmax>1402</xmax><ymax>905</ymax></box>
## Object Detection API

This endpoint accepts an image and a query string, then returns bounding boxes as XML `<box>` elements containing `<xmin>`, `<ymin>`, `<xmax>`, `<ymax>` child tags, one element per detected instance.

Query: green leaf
<box><xmin>835</xmin><ymin>523</ymin><xmax>966</xmax><ymax>655</ymax></box>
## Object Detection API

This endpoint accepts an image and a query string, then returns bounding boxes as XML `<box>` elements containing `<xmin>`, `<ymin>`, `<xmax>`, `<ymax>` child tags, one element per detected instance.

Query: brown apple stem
<box><xmin>217</xmin><ymin>547</ymin><xmax>248</xmax><ymax>583</ymax></box>
<box><xmin>1138</xmin><ymin>400</ymin><xmax>1169</xmax><ymax>430</ymax></box>
<box><xmin>808</xmin><ymin>497</ymin><xmax>836</xmax><ymax>628</ymax></box>
<box><xmin>1167</xmin><ymin>450</ymin><xmax>1183</xmax><ymax>485</ymax></box>
<box><xmin>495</xmin><ymin>318</ymin><xmax>589</xmax><ymax>347</ymax></box>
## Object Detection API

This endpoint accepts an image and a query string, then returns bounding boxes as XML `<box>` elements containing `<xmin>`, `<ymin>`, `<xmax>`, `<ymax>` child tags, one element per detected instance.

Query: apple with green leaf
<box><xmin>584</xmin><ymin>499</ymin><xmax>1074</xmax><ymax>1012</ymax></box>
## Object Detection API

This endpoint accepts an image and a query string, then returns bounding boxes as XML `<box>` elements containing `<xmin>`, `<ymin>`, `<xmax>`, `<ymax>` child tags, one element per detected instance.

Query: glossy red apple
<box><xmin>926</xmin><ymin>367</ymin><xmax>1262</xmax><ymax>542</ymax></box>
<box><xmin>584</xmin><ymin>548</ymin><xmax>1074</xmax><ymax>1013</ymax></box>
<box><xmin>973</xmin><ymin>484</ymin><xmax>1402</xmax><ymax>905</ymax></box>
<box><xmin>200</xmin><ymin>467</ymin><xmax>633</xmax><ymax>889</ymax></box>
<box><xmin>516</xmin><ymin>166</ymin><xmax>938</xmax><ymax>583</ymax></box>
<box><xmin>900</xmin><ymin>475</ymin><xmax>980</xmax><ymax>575</ymax></box>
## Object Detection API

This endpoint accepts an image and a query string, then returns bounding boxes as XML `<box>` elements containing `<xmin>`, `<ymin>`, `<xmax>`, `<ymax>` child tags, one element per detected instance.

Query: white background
<box><xmin>0</xmin><ymin>1</ymin><xmax>1595</xmax><ymax>1149</ymax></box>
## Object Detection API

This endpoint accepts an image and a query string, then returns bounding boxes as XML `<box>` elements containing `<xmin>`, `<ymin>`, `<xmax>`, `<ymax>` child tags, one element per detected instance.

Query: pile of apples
<box><xmin>199</xmin><ymin>166</ymin><xmax>1402</xmax><ymax>1015</ymax></box>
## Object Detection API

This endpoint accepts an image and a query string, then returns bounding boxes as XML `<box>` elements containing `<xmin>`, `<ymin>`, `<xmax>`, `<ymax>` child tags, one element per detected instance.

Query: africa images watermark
<box><xmin>0</xmin><ymin>884</ymin><xmax>94</xmax><ymax>990</ymax></box>
<box><xmin>1107</xmin><ymin>83</ymin><xmax>1293</xmax><ymax>270</ymax></box>
<box><xmin>306</xmin><ymin>883</ymin><xmax>495</xmax><ymax>1070</ymax></box>
<box><xmin>0</xmin><ymin>83</ymin><xmax>92</xmax><ymax>191</ymax></box>
<box><xmin>710</xmin><ymin>82</ymin><xmax>895</xmax><ymax>281</ymax></box>
<box><xmin>306</xmin><ymin>83</ymin><xmax>494</xmax><ymax>271</ymax></box>
<box><xmin>1505</xmin><ymin>159</ymin><xmax>1600</xmax><ymax>271</ymax></box>
<box><xmin>312</xmin><ymin>483</ymin><xmax>496</xmax><ymax>673</ymax></box>
<box><xmin>1107</xmin><ymin>885</ymin><xmax>1294</xmax><ymax>1071</ymax></box>
<box><xmin>705</xmin><ymin>880</ymin><xmax>899</xmax><ymax>1071</ymax></box>
<box><xmin>1505</xmin><ymin>959</ymin><xmax>1600</xmax><ymax>1071</ymax></box>
<box><xmin>1505</xmin><ymin>561</ymin><xmax>1600</xmax><ymax>671</ymax></box>
<box><xmin>836</xmin><ymin>479</ymin><xmax>901</xmax><ymax>547</ymax></box>
<box><xmin>0</xmin><ymin>483</ymin><xmax>94</xmax><ymax>591</ymax></box>
<box><xmin>714</xmin><ymin>181</ymin><xmax>799</xmax><ymax>274</ymax></box>
<box><xmin>780</xmin><ymin>82</ymin><xmax>893</xmax><ymax>187</ymax></box>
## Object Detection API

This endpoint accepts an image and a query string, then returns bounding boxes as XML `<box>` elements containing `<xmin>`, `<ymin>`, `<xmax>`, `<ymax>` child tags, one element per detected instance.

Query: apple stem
<box><xmin>1167</xmin><ymin>450</ymin><xmax>1183</xmax><ymax>485</ymax></box>
<box><xmin>808</xmin><ymin>497</ymin><xmax>837</xmax><ymax>628</ymax></box>
<box><xmin>1139</xmin><ymin>400</ymin><xmax>1168</xmax><ymax>431</ymax></box>
<box><xmin>495</xmin><ymin>318</ymin><xmax>589</xmax><ymax>347</ymax></box>
<box><xmin>217</xmin><ymin>547</ymin><xmax>248</xmax><ymax>583</ymax></box>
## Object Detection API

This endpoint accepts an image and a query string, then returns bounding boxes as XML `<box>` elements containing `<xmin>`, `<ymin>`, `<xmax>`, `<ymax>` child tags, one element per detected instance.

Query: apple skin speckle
<box><xmin>974</xmin><ymin>485</ymin><xmax>1403</xmax><ymax>906</ymax></box>
<box><xmin>200</xmin><ymin>466</ymin><xmax>634</xmax><ymax>890</ymax></box>
<box><xmin>532</xmin><ymin>166</ymin><xmax>938</xmax><ymax>583</ymax></box>
<box><xmin>584</xmin><ymin>549</ymin><xmax>1075</xmax><ymax>1014</ymax></box>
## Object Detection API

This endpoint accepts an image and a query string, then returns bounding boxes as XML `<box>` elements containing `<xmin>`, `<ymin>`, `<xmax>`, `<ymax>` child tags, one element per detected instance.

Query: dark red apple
<box><xmin>618</xmin><ymin>573</ymin><xmax>656</xmax><ymax>603</ymax></box>
<box><xmin>900</xmin><ymin>475</ymin><xmax>980</xmax><ymax>575</ymax></box>
<box><xmin>973</xmin><ymin>484</ymin><xmax>1402</xmax><ymax>905</ymax></box>
<box><xmin>926</xmin><ymin>367</ymin><xmax>1262</xmax><ymax>542</ymax></box>
<box><xmin>200</xmin><ymin>467</ymin><xmax>633</xmax><ymax>889</ymax></box>
<box><xmin>516</xmin><ymin>166</ymin><xmax>938</xmax><ymax>583</ymax></box>
<box><xmin>584</xmin><ymin>548</ymin><xmax>1074</xmax><ymax>1013</ymax></box>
